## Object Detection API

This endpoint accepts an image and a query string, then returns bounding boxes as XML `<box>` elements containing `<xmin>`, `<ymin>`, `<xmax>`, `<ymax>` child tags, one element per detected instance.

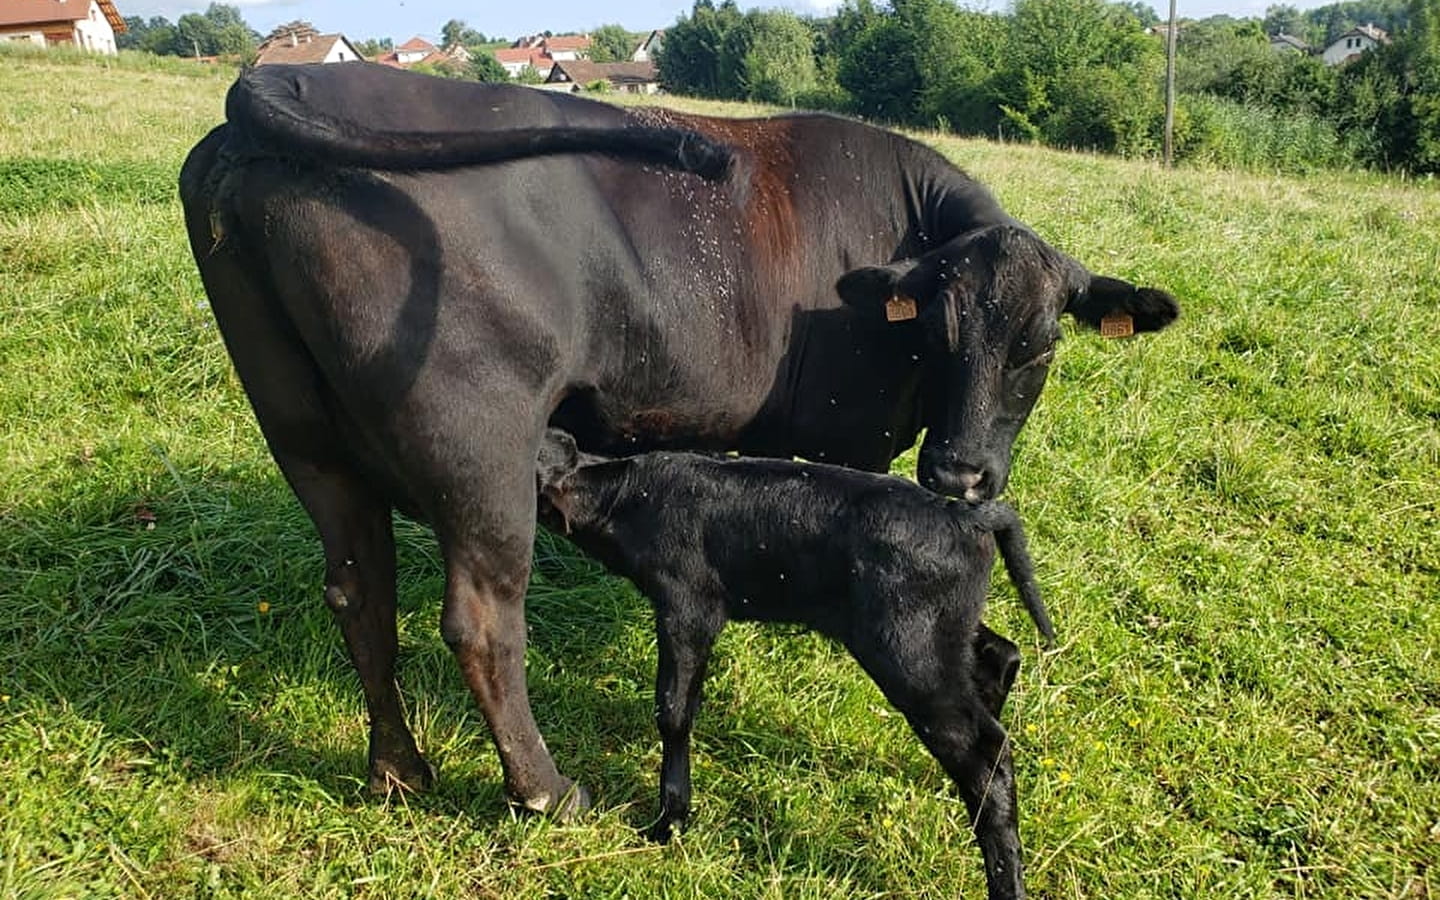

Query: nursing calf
<box><xmin>537</xmin><ymin>429</ymin><xmax>1053</xmax><ymax>900</ymax></box>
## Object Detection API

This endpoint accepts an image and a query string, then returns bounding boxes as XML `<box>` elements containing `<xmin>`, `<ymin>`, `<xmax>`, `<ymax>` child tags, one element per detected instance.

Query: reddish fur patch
<box><xmin>632</xmin><ymin>109</ymin><xmax>801</xmax><ymax>291</ymax></box>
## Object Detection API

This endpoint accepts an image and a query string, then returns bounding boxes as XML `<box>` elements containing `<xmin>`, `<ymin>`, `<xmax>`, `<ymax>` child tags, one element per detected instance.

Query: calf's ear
<box><xmin>1067</xmin><ymin>274</ymin><xmax>1179</xmax><ymax>334</ymax></box>
<box><xmin>536</xmin><ymin>428</ymin><xmax>580</xmax><ymax>491</ymax></box>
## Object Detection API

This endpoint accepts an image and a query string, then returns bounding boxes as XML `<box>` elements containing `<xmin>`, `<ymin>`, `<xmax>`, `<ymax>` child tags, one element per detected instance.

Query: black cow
<box><xmin>535</xmin><ymin>428</ymin><xmax>1053</xmax><ymax>899</ymax></box>
<box><xmin>179</xmin><ymin>63</ymin><xmax>1176</xmax><ymax>817</ymax></box>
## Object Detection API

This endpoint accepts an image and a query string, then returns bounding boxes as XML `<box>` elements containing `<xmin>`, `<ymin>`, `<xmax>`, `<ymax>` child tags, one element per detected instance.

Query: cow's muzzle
<box><xmin>918</xmin><ymin>447</ymin><xmax>1002</xmax><ymax>504</ymax></box>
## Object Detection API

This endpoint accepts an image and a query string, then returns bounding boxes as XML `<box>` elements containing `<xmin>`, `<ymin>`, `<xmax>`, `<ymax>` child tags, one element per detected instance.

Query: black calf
<box><xmin>536</xmin><ymin>429</ymin><xmax>1051</xmax><ymax>900</ymax></box>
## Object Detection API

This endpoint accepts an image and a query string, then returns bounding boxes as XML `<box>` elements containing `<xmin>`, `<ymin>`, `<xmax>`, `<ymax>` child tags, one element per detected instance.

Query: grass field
<box><xmin>2</xmin><ymin>51</ymin><xmax>1437</xmax><ymax>899</ymax></box>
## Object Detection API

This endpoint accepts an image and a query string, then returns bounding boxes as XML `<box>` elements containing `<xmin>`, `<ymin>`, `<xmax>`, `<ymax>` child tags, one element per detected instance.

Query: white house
<box><xmin>631</xmin><ymin>30</ymin><xmax>664</xmax><ymax>62</ymax></box>
<box><xmin>1322</xmin><ymin>23</ymin><xmax>1389</xmax><ymax>65</ymax></box>
<box><xmin>0</xmin><ymin>0</ymin><xmax>126</xmax><ymax>54</ymax></box>
<box><xmin>493</xmin><ymin>46</ymin><xmax>554</xmax><ymax>78</ymax></box>
<box><xmin>253</xmin><ymin>32</ymin><xmax>363</xmax><ymax>66</ymax></box>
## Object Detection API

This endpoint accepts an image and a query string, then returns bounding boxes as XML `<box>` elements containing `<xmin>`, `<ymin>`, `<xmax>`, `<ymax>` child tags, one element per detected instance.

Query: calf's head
<box><xmin>535</xmin><ymin>428</ymin><xmax>584</xmax><ymax>532</ymax></box>
<box><xmin>837</xmin><ymin>224</ymin><xmax>1178</xmax><ymax>502</ymax></box>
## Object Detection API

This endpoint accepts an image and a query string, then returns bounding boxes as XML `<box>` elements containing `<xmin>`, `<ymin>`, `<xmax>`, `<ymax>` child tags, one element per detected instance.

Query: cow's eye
<box><xmin>1014</xmin><ymin>347</ymin><xmax>1056</xmax><ymax>371</ymax></box>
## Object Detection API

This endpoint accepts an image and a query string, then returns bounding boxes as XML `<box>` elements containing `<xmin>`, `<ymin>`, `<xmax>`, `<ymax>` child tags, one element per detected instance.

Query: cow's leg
<box><xmin>973</xmin><ymin>623</ymin><xmax>1021</xmax><ymax>719</ymax></box>
<box><xmin>181</xmin><ymin>201</ymin><xmax>429</xmax><ymax>793</ymax></box>
<box><xmin>283</xmin><ymin>461</ymin><xmax>432</xmax><ymax>793</ymax></box>
<box><xmin>439</xmin><ymin>503</ymin><xmax>586</xmax><ymax>817</ymax></box>
<box><xmin>648</xmin><ymin>598</ymin><xmax>722</xmax><ymax>842</ymax></box>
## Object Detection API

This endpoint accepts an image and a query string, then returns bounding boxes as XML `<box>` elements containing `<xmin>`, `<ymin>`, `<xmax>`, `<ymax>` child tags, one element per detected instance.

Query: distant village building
<box><xmin>0</xmin><ymin>0</ymin><xmax>126</xmax><ymax>54</ymax></box>
<box><xmin>537</xmin><ymin>34</ymin><xmax>590</xmax><ymax>61</ymax></box>
<box><xmin>493</xmin><ymin>34</ymin><xmax>593</xmax><ymax>78</ymax></box>
<box><xmin>543</xmin><ymin>59</ymin><xmax>660</xmax><ymax>94</ymax></box>
<box><xmin>1268</xmin><ymin>33</ymin><xmax>1309</xmax><ymax>54</ymax></box>
<box><xmin>630</xmin><ymin>30</ymin><xmax>664</xmax><ymax>62</ymax></box>
<box><xmin>1322</xmin><ymin>23</ymin><xmax>1389</xmax><ymax>65</ymax></box>
<box><xmin>494</xmin><ymin>46</ymin><xmax>554</xmax><ymax>78</ymax></box>
<box><xmin>253</xmin><ymin>31</ymin><xmax>362</xmax><ymax>65</ymax></box>
<box><xmin>373</xmin><ymin>36</ymin><xmax>469</xmax><ymax>72</ymax></box>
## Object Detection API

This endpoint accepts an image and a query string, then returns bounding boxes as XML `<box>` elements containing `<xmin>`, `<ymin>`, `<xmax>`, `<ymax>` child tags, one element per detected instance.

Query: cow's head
<box><xmin>836</xmin><ymin>224</ymin><xmax>1178</xmax><ymax>502</ymax></box>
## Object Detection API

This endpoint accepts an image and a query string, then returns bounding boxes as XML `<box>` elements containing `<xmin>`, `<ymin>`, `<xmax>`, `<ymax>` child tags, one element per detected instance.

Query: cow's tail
<box><xmin>226</xmin><ymin>68</ymin><xmax>732</xmax><ymax>181</ymax></box>
<box><xmin>966</xmin><ymin>502</ymin><xmax>1055</xmax><ymax>645</ymax></box>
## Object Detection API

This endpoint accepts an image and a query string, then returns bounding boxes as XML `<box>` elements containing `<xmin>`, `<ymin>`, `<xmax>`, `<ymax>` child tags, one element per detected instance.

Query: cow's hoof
<box><xmin>515</xmin><ymin>780</ymin><xmax>592</xmax><ymax>821</ymax></box>
<box><xmin>367</xmin><ymin>756</ymin><xmax>435</xmax><ymax>795</ymax></box>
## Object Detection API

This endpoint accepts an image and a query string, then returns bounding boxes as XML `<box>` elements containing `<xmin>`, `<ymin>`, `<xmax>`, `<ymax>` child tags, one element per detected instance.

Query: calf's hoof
<box><xmin>367</xmin><ymin>756</ymin><xmax>435</xmax><ymax>795</ymax></box>
<box><xmin>645</xmin><ymin>815</ymin><xmax>686</xmax><ymax>844</ymax></box>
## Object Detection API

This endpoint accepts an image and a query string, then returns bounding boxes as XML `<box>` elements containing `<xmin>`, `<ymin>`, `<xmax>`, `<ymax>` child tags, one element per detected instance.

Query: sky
<box><xmin>118</xmin><ymin>0</ymin><xmax>1342</xmax><ymax>44</ymax></box>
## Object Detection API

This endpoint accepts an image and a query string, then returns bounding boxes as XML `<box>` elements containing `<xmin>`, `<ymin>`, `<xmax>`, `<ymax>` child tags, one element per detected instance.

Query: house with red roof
<box><xmin>492</xmin><ymin>33</ymin><xmax>594</xmax><ymax>79</ymax></box>
<box><xmin>373</xmin><ymin>36</ymin><xmax>469</xmax><ymax>73</ymax></box>
<box><xmin>494</xmin><ymin>46</ymin><xmax>555</xmax><ymax>78</ymax></box>
<box><xmin>0</xmin><ymin>0</ymin><xmax>126</xmax><ymax>54</ymax></box>
<box><xmin>538</xmin><ymin>34</ymin><xmax>591</xmax><ymax>61</ymax></box>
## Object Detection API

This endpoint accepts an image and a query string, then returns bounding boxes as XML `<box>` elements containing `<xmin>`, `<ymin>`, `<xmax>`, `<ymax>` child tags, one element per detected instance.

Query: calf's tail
<box><xmin>227</xmin><ymin>66</ymin><xmax>733</xmax><ymax>181</ymax></box>
<box><xmin>969</xmin><ymin>502</ymin><xmax>1055</xmax><ymax>645</ymax></box>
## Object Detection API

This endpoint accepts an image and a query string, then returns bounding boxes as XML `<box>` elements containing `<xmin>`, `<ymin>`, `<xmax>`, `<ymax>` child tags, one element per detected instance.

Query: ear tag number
<box><xmin>885</xmin><ymin>295</ymin><xmax>918</xmax><ymax>322</ymax></box>
<box><xmin>1100</xmin><ymin>312</ymin><xmax>1135</xmax><ymax>338</ymax></box>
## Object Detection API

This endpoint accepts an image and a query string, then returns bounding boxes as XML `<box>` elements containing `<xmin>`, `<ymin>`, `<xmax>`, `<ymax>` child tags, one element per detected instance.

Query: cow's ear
<box><xmin>1066</xmin><ymin>274</ymin><xmax>1179</xmax><ymax>334</ymax></box>
<box><xmin>836</xmin><ymin>259</ymin><xmax>922</xmax><ymax>321</ymax></box>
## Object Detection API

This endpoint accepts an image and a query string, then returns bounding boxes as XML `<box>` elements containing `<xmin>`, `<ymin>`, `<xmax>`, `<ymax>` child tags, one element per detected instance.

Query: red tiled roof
<box><xmin>542</xmin><ymin>35</ymin><xmax>591</xmax><ymax>52</ymax></box>
<box><xmin>396</xmin><ymin>36</ymin><xmax>436</xmax><ymax>52</ymax></box>
<box><xmin>494</xmin><ymin>47</ymin><xmax>553</xmax><ymax>68</ymax></box>
<box><xmin>0</xmin><ymin>0</ymin><xmax>126</xmax><ymax>31</ymax></box>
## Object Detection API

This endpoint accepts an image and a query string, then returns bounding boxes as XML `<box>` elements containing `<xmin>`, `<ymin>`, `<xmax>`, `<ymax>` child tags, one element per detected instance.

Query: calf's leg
<box><xmin>848</xmin><ymin>633</ymin><xmax>1025</xmax><ymax>900</ymax></box>
<box><xmin>914</xmin><ymin>705</ymin><xmax>1025</xmax><ymax>900</ymax></box>
<box><xmin>648</xmin><ymin>598</ymin><xmax>723</xmax><ymax>842</ymax></box>
<box><xmin>973</xmin><ymin>623</ymin><xmax>1021</xmax><ymax>719</ymax></box>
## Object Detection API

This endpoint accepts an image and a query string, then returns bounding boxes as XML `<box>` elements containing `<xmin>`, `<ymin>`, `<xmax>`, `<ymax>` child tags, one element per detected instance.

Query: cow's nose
<box><xmin>954</xmin><ymin>468</ymin><xmax>987</xmax><ymax>504</ymax></box>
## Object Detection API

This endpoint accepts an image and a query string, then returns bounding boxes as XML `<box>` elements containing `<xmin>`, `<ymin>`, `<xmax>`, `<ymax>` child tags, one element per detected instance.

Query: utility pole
<box><xmin>1163</xmin><ymin>0</ymin><xmax>1178</xmax><ymax>167</ymax></box>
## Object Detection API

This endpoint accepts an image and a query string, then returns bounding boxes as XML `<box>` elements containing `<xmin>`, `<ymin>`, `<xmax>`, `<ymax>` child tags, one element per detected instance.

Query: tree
<box><xmin>836</xmin><ymin>7</ymin><xmax>923</xmax><ymax>121</ymax></box>
<box><xmin>354</xmin><ymin>37</ymin><xmax>393</xmax><ymax>58</ymax></box>
<box><xmin>1335</xmin><ymin>0</ymin><xmax>1440</xmax><ymax>172</ymax></box>
<box><xmin>590</xmin><ymin>24</ymin><xmax>636</xmax><ymax>62</ymax></box>
<box><xmin>1264</xmin><ymin>4</ymin><xmax>1307</xmax><ymax>36</ymax></box>
<box><xmin>996</xmin><ymin>0</ymin><xmax>1164</xmax><ymax>152</ymax></box>
<box><xmin>656</xmin><ymin>0</ymin><xmax>747</xmax><ymax>98</ymax></box>
<box><xmin>470</xmin><ymin>53</ymin><xmax>510</xmax><ymax>82</ymax></box>
<box><xmin>441</xmin><ymin>19</ymin><xmax>487</xmax><ymax>49</ymax></box>
<box><xmin>1119</xmin><ymin>0</ymin><xmax>1161</xmax><ymax>27</ymax></box>
<box><xmin>739</xmin><ymin>11</ymin><xmax>817</xmax><ymax>106</ymax></box>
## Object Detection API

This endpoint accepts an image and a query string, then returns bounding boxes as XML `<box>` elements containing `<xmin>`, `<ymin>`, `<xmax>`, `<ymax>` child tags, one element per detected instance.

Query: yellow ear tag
<box><xmin>1100</xmin><ymin>312</ymin><xmax>1135</xmax><ymax>339</ymax></box>
<box><xmin>885</xmin><ymin>295</ymin><xmax>918</xmax><ymax>322</ymax></box>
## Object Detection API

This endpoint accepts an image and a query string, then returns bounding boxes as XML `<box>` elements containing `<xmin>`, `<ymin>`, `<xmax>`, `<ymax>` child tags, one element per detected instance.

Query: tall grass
<box><xmin>3</xmin><ymin>51</ymin><xmax>1438</xmax><ymax>898</ymax></box>
<box><xmin>1176</xmin><ymin>94</ymin><xmax>1362</xmax><ymax>174</ymax></box>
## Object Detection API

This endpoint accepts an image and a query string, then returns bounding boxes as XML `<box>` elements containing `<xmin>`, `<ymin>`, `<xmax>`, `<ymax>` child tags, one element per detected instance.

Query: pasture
<box><xmin>2</xmin><ymin>50</ymin><xmax>1437</xmax><ymax>898</ymax></box>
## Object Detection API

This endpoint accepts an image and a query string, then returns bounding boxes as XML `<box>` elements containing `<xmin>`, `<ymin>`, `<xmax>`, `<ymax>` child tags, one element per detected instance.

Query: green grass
<box><xmin>3</xmin><ymin>52</ymin><xmax>1438</xmax><ymax>899</ymax></box>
